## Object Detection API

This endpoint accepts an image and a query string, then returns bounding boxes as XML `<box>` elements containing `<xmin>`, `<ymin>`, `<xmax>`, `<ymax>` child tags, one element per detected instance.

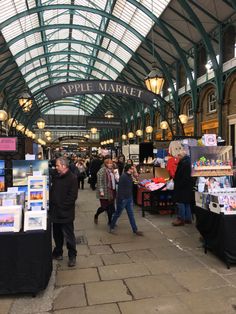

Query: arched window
<box><xmin>208</xmin><ymin>91</ymin><xmax>217</xmax><ymax>113</ymax></box>
<box><xmin>186</xmin><ymin>100</ymin><xmax>193</xmax><ymax>119</ymax></box>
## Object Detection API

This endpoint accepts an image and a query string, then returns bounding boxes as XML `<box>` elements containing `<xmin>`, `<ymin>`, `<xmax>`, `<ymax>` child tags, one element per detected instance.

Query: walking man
<box><xmin>49</xmin><ymin>157</ymin><xmax>78</xmax><ymax>267</ymax></box>
<box><xmin>110</xmin><ymin>164</ymin><xmax>143</xmax><ymax>235</ymax></box>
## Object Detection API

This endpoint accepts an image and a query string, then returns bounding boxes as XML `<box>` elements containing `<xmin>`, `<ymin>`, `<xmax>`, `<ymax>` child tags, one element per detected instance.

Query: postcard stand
<box><xmin>27</xmin><ymin>175</ymin><xmax>47</xmax><ymax>211</ymax></box>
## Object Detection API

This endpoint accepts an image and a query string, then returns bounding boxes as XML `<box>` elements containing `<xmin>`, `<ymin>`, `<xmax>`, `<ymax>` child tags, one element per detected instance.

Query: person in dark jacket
<box><xmin>109</xmin><ymin>164</ymin><xmax>143</xmax><ymax>235</ymax></box>
<box><xmin>49</xmin><ymin>157</ymin><xmax>78</xmax><ymax>267</ymax></box>
<box><xmin>172</xmin><ymin>150</ymin><xmax>194</xmax><ymax>226</ymax></box>
<box><xmin>89</xmin><ymin>155</ymin><xmax>103</xmax><ymax>190</ymax></box>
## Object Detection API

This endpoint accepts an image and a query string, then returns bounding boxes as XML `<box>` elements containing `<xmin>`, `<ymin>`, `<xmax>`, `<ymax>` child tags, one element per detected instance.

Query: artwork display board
<box><xmin>0</xmin><ymin>205</ymin><xmax>22</xmax><ymax>232</ymax></box>
<box><xmin>27</xmin><ymin>176</ymin><xmax>47</xmax><ymax>210</ymax></box>
<box><xmin>190</xmin><ymin>146</ymin><xmax>233</xmax><ymax>177</ymax></box>
<box><xmin>12</xmin><ymin>160</ymin><xmax>48</xmax><ymax>186</ymax></box>
<box><xmin>24</xmin><ymin>210</ymin><xmax>47</xmax><ymax>231</ymax></box>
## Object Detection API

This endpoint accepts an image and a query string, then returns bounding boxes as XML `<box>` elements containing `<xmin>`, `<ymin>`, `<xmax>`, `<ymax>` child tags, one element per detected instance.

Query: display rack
<box><xmin>141</xmin><ymin>186</ymin><xmax>176</xmax><ymax>217</ymax></box>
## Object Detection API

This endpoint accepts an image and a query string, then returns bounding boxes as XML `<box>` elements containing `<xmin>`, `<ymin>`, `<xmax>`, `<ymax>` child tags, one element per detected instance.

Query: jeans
<box><xmin>177</xmin><ymin>202</ymin><xmax>192</xmax><ymax>221</ymax></box>
<box><xmin>52</xmin><ymin>222</ymin><xmax>77</xmax><ymax>258</ymax></box>
<box><xmin>110</xmin><ymin>198</ymin><xmax>138</xmax><ymax>232</ymax></box>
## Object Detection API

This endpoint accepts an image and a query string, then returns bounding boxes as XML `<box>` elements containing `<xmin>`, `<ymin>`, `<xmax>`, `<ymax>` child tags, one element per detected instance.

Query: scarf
<box><xmin>106</xmin><ymin>168</ymin><xmax>115</xmax><ymax>190</ymax></box>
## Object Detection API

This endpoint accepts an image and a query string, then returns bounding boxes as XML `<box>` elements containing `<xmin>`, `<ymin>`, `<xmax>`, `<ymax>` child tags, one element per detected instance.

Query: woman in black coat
<box><xmin>172</xmin><ymin>151</ymin><xmax>194</xmax><ymax>226</ymax></box>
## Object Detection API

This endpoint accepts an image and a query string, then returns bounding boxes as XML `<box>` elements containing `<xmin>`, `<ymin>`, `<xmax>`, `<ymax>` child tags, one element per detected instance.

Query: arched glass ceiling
<box><xmin>0</xmin><ymin>0</ymin><xmax>171</xmax><ymax>115</ymax></box>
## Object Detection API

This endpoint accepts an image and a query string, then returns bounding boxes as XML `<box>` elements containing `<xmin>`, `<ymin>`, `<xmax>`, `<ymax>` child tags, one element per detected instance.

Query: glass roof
<box><xmin>0</xmin><ymin>0</ymin><xmax>171</xmax><ymax>115</ymax></box>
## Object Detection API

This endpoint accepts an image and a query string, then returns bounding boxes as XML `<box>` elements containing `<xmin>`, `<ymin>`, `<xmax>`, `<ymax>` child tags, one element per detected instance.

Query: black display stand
<box><xmin>141</xmin><ymin>188</ymin><xmax>176</xmax><ymax>217</ymax></box>
<box><xmin>0</xmin><ymin>223</ymin><xmax>52</xmax><ymax>295</ymax></box>
<box><xmin>195</xmin><ymin>206</ymin><xmax>236</xmax><ymax>268</ymax></box>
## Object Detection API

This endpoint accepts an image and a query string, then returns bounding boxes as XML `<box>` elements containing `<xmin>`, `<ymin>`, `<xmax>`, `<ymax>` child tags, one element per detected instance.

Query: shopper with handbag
<box><xmin>94</xmin><ymin>158</ymin><xmax>117</xmax><ymax>225</ymax></box>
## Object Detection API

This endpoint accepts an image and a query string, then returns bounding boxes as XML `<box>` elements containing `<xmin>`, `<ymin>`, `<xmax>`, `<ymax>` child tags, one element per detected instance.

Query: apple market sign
<box><xmin>43</xmin><ymin>80</ymin><xmax>156</xmax><ymax>104</ymax></box>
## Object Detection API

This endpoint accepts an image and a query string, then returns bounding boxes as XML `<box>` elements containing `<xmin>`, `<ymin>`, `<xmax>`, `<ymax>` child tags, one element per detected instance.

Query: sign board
<box><xmin>44</xmin><ymin>80</ymin><xmax>156</xmax><ymax>105</ymax></box>
<box><xmin>0</xmin><ymin>137</ymin><xmax>17</xmax><ymax>151</ymax></box>
<box><xmin>86</xmin><ymin>117</ymin><xmax>122</xmax><ymax>129</ymax></box>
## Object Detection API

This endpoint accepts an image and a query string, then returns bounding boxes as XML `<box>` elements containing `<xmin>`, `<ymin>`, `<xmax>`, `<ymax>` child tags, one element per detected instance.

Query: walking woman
<box><xmin>94</xmin><ymin>158</ymin><xmax>117</xmax><ymax>225</ymax></box>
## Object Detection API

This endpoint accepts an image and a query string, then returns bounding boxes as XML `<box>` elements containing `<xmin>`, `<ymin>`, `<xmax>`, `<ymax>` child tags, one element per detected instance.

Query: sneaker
<box><xmin>109</xmin><ymin>228</ymin><xmax>116</xmax><ymax>234</ymax></box>
<box><xmin>134</xmin><ymin>230</ymin><xmax>143</xmax><ymax>236</ymax></box>
<box><xmin>172</xmin><ymin>218</ymin><xmax>185</xmax><ymax>226</ymax></box>
<box><xmin>68</xmin><ymin>257</ymin><xmax>76</xmax><ymax>267</ymax></box>
<box><xmin>52</xmin><ymin>255</ymin><xmax>63</xmax><ymax>261</ymax></box>
<box><xmin>94</xmin><ymin>215</ymin><xmax>98</xmax><ymax>224</ymax></box>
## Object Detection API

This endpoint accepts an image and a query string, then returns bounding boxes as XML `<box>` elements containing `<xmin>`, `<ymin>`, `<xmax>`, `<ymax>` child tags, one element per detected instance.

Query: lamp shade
<box><xmin>128</xmin><ymin>132</ymin><xmax>134</xmax><ymax>139</ymax></box>
<box><xmin>145</xmin><ymin>126</ymin><xmax>153</xmax><ymax>134</ymax></box>
<box><xmin>37</xmin><ymin>118</ymin><xmax>46</xmax><ymax>129</ymax></box>
<box><xmin>179</xmin><ymin>114</ymin><xmax>188</xmax><ymax>124</ymax></box>
<box><xmin>104</xmin><ymin>110</ymin><xmax>114</xmax><ymax>119</ymax></box>
<box><xmin>144</xmin><ymin>64</ymin><xmax>165</xmax><ymax>95</ymax></box>
<box><xmin>160</xmin><ymin>121</ymin><xmax>168</xmax><ymax>130</ymax></box>
<box><xmin>18</xmin><ymin>92</ymin><xmax>33</xmax><ymax>112</ymax></box>
<box><xmin>90</xmin><ymin>127</ymin><xmax>97</xmax><ymax>134</ymax></box>
<box><xmin>122</xmin><ymin>134</ymin><xmax>127</xmax><ymax>140</ymax></box>
<box><xmin>136</xmin><ymin>129</ymin><xmax>143</xmax><ymax>137</ymax></box>
<box><xmin>0</xmin><ymin>110</ymin><xmax>8</xmax><ymax>122</ymax></box>
<box><xmin>109</xmin><ymin>139</ymin><xmax>114</xmax><ymax>144</ymax></box>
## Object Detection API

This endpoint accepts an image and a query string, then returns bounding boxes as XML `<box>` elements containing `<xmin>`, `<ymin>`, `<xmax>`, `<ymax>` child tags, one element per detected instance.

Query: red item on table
<box><xmin>166</xmin><ymin>157</ymin><xmax>179</xmax><ymax>178</ymax></box>
<box><xmin>152</xmin><ymin>177</ymin><xmax>166</xmax><ymax>184</ymax></box>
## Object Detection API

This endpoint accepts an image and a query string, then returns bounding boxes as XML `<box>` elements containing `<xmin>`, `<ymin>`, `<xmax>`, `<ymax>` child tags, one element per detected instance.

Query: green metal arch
<box><xmin>0</xmin><ymin>4</ymin><xmax>175</xmax><ymax>95</ymax></box>
<box><xmin>25</xmin><ymin>65</ymin><xmax>113</xmax><ymax>90</ymax></box>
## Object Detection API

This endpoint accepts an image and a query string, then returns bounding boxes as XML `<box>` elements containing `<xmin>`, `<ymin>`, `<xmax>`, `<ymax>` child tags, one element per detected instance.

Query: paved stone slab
<box><xmin>89</xmin><ymin>245</ymin><xmax>113</xmax><ymax>254</ymax></box>
<box><xmin>57</xmin><ymin>255</ymin><xmax>103</xmax><ymax>270</ymax></box>
<box><xmin>86</xmin><ymin>280</ymin><xmax>132</xmax><ymax>305</ymax></box>
<box><xmin>173</xmin><ymin>269</ymin><xmax>228</xmax><ymax>292</ymax></box>
<box><xmin>53</xmin><ymin>285</ymin><xmax>87</xmax><ymax>310</ymax></box>
<box><xmin>178</xmin><ymin>286</ymin><xmax>236</xmax><ymax>314</ymax></box>
<box><xmin>118</xmin><ymin>296</ymin><xmax>190</xmax><ymax>314</ymax></box>
<box><xmin>56</xmin><ymin>268</ymin><xmax>99</xmax><ymax>286</ymax></box>
<box><xmin>0</xmin><ymin>298</ymin><xmax>14</xmax><ymax>314</ymax></box>
<box><xmin>54</xmin><ymin>303</ymin><xmax>120</xmax><ymax>314</ymax></box>
<box><xmin>112</xmin><ymin>241</ymin><xmax>157</xmax><ymax>253</ymax></box>
<box><xmin>125</xmin><ymin>274</ymin><xmax>186</xmax><ymax>299</ymax></box>
<box><xmin>127</xmin><ymin>249</ymin><xmax>157</xmax><ymax>262</ymax></box>
<box><xmin>77</xmin><ymin>245</ymin><xmax>90</xmax><ymax>256</ymax></box>
<box><xmin>144</xmin><ymin>256</ymin><xmax>205</xmax><ymax>275</ymax></box>
<box><xmin>150</xmin><ymin>245</ymin><xmax>190</xmax><ymax>260</ymax></box>
<box><xmin>99</xmin><ymin>263</ymin><xmax>150</xmax><ymax>280</ymax></box>
<box><xmin>101</xmin><ymin>253</ymin><xmax>132</xmax><ymax>265</ymax></box>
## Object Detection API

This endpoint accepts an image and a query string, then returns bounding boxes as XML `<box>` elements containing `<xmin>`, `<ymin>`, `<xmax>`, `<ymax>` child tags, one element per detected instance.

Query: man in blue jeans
<box><xmin>110</xmin><ymin>164</ymin><xmax>143</xmax><ymax>236</ymax></box>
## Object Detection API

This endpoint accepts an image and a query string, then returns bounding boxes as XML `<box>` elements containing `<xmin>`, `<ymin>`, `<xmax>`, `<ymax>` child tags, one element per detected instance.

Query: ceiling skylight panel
<box><xmin>25</xmin><ymin>69</ymin><xmax>46</xmax><ymax>81</ymax></box>
<box><xmin>55</xmin><ymin>29</ymin><xmax>70</xmax><ymax>40</ymax></box>
<box><xmin>73</xmin><ymin>13</ymin><xmax>101</xmax><ymax>28</ymax></box>
<box><xmin>113</xmin><ymin>46</ymin><xmax>132</xmax><ymax>61</ymax></box>
<box><xmin>49</xmin><ymin>42</ymin><xmax>68</xmax><ymax>53</ymax></box>
<box><xmin>107</xmin><ymin>22</ymin><xmax>125</xmax><ymax>41</ymax></box>
<box><xmin>0</xmin><ymin>1</ymin><xmax>18</xmax><ymax>22</ymax></box>
<box><xmin>99</xmin><ymin>53</ymin><xmax>112</xmax><ymax>64</ymax></box>
<box><xmin>43</xmin><ymin>10</ymin><xmax>58</xmax><ymax>23</ymax></box>
<box><xmin>107</xmin><ymin>41</ymin><xmax>119</xmax><ymax>54</ymax></box>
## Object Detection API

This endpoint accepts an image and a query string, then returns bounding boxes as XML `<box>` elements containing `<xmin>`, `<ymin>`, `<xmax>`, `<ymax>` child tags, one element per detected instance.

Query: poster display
<box><xmin>190</xmin><ymin>146</ymin><xmax>233</xmax><ymax>177</ymax></box>
<box><xmin>12</xmin><ymin>160</ymin><xmax>48</xmax><ymax>186</ymax></box>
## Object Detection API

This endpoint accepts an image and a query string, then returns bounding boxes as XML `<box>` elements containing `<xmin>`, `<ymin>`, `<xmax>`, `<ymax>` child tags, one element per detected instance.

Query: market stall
<box><xmin>0</xmin><ymin>160</ymin><xmax>52</xmax><ymax>295</ymax></box>
<box><xmin>192</xmin><ymin>142</ymin><xmax>236</xmax><ymax>268</ymax></box>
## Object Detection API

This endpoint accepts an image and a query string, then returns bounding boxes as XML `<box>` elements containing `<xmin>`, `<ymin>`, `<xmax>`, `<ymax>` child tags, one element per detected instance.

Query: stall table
<box><xmin>195</xmin><ymin>206</ymin><xmax>236</xmax><ymax>268</ymax></box>
<box><xmin>0</xmin><ymin>223</ymin><xmax>52</xmax><ymax>295</ymax></box>
<box><xmin>137</xmin><ymin>185</ymin><xmax>175</xmax><ymax>217</ymax></box>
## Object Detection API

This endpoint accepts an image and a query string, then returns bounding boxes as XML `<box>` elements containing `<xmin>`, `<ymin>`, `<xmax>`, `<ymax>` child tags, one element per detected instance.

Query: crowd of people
<box><xmin>49</xmin><ymin>153</ymin><xmax>144</xmax><ymax>267</ymax></box>
<box><xmin>49</xmin><ymin>147</ymin><xmax>195</xmax><ymax>267</ymax></box>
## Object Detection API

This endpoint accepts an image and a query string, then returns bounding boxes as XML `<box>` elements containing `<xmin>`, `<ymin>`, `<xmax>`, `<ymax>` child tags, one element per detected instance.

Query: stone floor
<box><xmin>2</xmin><ymin>183</ymin><xmax>236</xmax><ymax>314</ymax></box>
